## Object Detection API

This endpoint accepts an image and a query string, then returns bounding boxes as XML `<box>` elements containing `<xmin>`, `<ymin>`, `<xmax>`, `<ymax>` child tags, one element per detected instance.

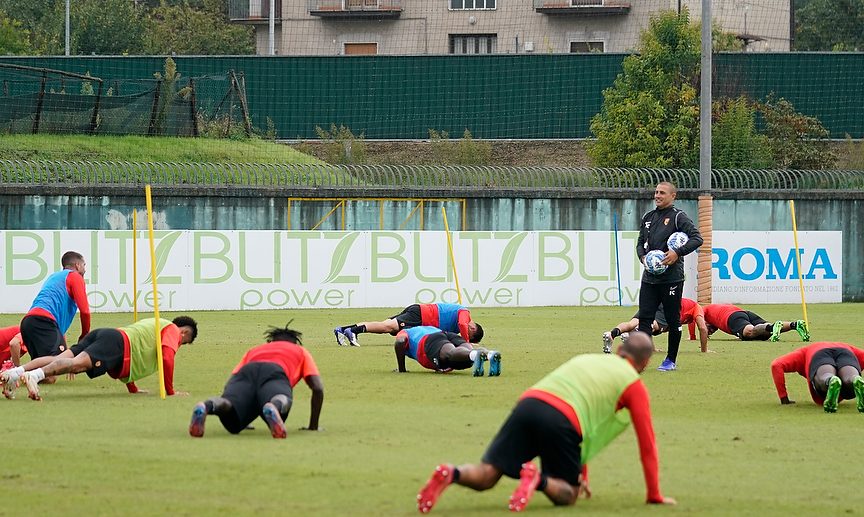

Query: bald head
<box><xmin>619</xmin><ymin>331</ymin><xmax>655</xmax><ymax>372</ymax></box>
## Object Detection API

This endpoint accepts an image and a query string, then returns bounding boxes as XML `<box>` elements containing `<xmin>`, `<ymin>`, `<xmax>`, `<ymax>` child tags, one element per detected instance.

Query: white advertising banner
<box><xmin>0</xmin><ymin>230</ymin><xmax>842</xmax><ymax>312</ymax></box>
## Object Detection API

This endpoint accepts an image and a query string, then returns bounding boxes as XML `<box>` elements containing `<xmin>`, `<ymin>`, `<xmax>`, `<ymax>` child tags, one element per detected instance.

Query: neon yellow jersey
<box><xmin>118</xmin><ymin>318</ymin><xmax>173</xmax><ymax>384</ymax></box>
<box><xmin>531</xmin><ymin>354</ymin><xmax>638</xmax><ymax>463</ymax></box>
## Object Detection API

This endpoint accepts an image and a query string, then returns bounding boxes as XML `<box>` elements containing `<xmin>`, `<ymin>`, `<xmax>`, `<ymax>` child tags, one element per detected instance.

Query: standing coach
<box><xmin>636</xmin><ymin>182</ymin><xmax>703</xmax><ymax>372</ymax></box>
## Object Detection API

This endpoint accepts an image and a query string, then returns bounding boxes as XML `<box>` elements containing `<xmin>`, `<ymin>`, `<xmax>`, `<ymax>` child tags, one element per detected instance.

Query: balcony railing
<box><xmin>308</xmin><ymin>0</ymin><xmax>403</xmax><ymax>18</ymax></box>
<box><xmin>229</xmin><ymin>0</ymin><xmax>282</xmax><ymax>23</ymax></box>
<box><xmin>533</xmin><ymin>0</ymin><xmax>630</xmax><ymax>15</ymax></box>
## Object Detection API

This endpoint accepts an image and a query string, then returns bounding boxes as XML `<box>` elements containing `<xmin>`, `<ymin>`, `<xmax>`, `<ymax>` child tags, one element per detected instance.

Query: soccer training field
<box><xmin>2</xmin><ymin>304</ymin><xmax>863</xmax><ymax>516</ymax></box>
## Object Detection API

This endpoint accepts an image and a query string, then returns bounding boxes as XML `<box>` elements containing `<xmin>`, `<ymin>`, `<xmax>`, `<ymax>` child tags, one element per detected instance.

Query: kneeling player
<box><xmin>189</xmin><ymin>323</ymin><xmax>323</xmax><ymax>438</ymax></box>
<box><xmin>0</xmin><ymin>316</ymin><xmax>197</xmax><ymax>401</ymax></box>
<box><xmin>394</xmin><ymin>326</ymin><xmax>499</xmax><ymax>377</ymax></box>
<box><xmin>771</xmin><ymin>342</ymin><xmax>864</xmax><ymax>413</ymax></box>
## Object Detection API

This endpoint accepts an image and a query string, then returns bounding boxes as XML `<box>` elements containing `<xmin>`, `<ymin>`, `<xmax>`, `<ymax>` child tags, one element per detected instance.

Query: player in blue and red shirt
<box><xmin>394</xmin><ymin>326</ymin><xmax>500</xmax><ymax>377</ymax></box>
<box><xmin>335</xmin><ymin>303</ymin><xmax>483</xmax><ymax>347</ymax></box>
<box><xmin>189</xmin><ymin>322</ymin><xmax>324</xmax><ymax>439</ymax></box>
<box><xmin>20</xmin><ymin>251</ymin><xmax>91</xmax><ymax>360</ymax></box>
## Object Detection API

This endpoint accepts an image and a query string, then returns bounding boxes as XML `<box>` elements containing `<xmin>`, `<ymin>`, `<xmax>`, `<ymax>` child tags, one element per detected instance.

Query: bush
<box><xmin>315</xmin><ymin>124</ymin><xmax>366</xmax><ymax>164</ymax></box>
<box><xmin>429</xmin><ymin>128</ymin><xmax>491</xmax><ymax>165</ymax></box>
<box><xmin>712</xmin><ymin>97</ymin><xmax>772</xmax><ymax>168</ymax></box>
<box><xmin>758</xmin><ymin>95</ymin><xmax>836</xmax><ymax>170</ymax></box>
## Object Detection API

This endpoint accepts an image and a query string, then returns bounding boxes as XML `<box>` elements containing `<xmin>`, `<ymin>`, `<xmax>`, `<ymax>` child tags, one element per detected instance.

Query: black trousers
<box><xmin>638</xmin><ymin>281</ymin><xmax>684</xmax><ymax>363</ymax></box>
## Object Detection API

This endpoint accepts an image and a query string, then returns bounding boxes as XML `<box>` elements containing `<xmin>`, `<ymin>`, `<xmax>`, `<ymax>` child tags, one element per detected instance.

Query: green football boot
<box><xmin>823</xmin><ymin>376</ymin><xmax>841</xmax><ymax>413</ymax></box>
<box><xmin>854</xmin><ymin>376</ymin><xmax>864</xmax><ymax>414</ymax></box>
<box><xmin>769</xmin><ymin>321</ymin><xmax>783</xmax><ymax>342</ymax></box>
<box><xmin>794</xmin><ymin>320</ymin><xmax>810</xmax><ymax>341</ymax></box>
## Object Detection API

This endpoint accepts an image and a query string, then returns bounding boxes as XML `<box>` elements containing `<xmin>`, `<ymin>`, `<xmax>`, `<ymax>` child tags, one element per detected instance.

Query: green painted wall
<box><xmin>1</xmin><ymin>53</ymin><xmax>861</xmax><ymax>139</ymax></box>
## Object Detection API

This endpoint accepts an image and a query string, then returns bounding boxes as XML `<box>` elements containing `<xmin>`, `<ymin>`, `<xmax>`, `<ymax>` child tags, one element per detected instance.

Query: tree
<box><xmin>794</xmin><ymin>0</ymin><xmax>864</xmax><ymax>51</ymax></box>
<box><xmin>589</xmin><ymin>9</ymin><xmax>701</xmax><ymax>167</ymax></box>
<box><xmin>0</xmin><ymin>10</ymin><xmax>30</xmax><ymax>55</ymax></box>
<box><xmin>71</xmin><ymin>0</ymin><xmax>146</xmax><ymax>55</ymax></box>
<box><xmin>144</xmin><ymin>0</ymin><xmax>254</xmax><ymax>55</ymax></box>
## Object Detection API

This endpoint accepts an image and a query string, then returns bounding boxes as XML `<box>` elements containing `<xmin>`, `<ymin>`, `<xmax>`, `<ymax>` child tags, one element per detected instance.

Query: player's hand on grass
<box><xmin>657</xmin><ymin>496</ymin><xmax>677</xmax><ymax>505</ymax></box>
<box><xmin>392</xmin><ymin>368</ymin><xmax>407</xmax><ymax>373</ymax></box>
<box><xmin>134</xmin><ymin>389</ymin><xmax>150</xmax><ymax>395</ymax></box>
<box><xmin>577</xmin><ymin>482</ymin><xmax>591</xmax><ymax>500</ymax></box>
<box><xmin>66</xmin><ymin>373</ymin><xmax>76</xmax><ymax>381</ymax></box>
<box><xmin>300</xmin><ymin>427</ymin><xmax>323</xmax><ymax>432</ymax></box>
<box><xmin>780</xmin><ymin>396</ymin><xmax>795</xmax><ymax>405</ymax></box>
<box><xmin>173</xmin><ymin>391</ymin><xmax>190</xmax><ymax>396</ymax></box>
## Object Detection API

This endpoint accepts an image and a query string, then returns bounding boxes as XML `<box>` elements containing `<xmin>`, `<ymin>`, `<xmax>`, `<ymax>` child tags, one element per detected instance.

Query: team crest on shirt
<box><xmin>663</xmin><ymin>218</ymin><xmax>670</xmax><ymax>225</ymax></box>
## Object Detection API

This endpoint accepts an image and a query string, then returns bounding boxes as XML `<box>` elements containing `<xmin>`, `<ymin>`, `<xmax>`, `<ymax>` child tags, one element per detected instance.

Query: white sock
<box><xmin>31</xmin><ymin>368</ymin><xmax>46</xmax><ymax>382</ymax></box>
<box><xmin>469</xmin><ymin>350</ymin><xmax>479</xmax><ymax>361</ymax></box>
<box><xmin>8</xmin><ymin>366</ymin><xmax>24</xmax><ymax>380</ymax></box>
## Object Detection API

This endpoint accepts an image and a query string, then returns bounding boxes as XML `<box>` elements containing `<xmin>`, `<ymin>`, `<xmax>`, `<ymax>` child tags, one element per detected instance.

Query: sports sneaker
<box><xmin>854</xmin><ymin>376</ymin><xmax>864</xmax><ymax>413</ymax></box>
<box><xmin>823</xmin><ymin>375</ymin><xmax>841</xmax><ymax>413</ymax></box>
<box><xmin>795</xmin><ymin>320</ymin><xmax>810</xmax><ymax>341</ymax></box>
<box><xmin>417</xmin><ymin>463</ymin><xmax>454</xmax><ymax>514</ymax></box>
<box><xmin>602</xmin><ymin>332</ymin><xmax>613</xmax><ymax>354</ymax></box>
<box><xmin>508</xmin><ymin>462</ymin><xmax>540</xmax><ymax>512</ymax></box>
<box><xmin>487</xmin><ymin>351</ymin><xmax>501</xmax><ymax>377</ymax></box>
<box><xmin>1</xmin><ymin>377</ymin><xmax>17</xmax><ymax>400</ymax></box>
<box><xmin>472</xmin><ymin>352</ymin><xmax>486</xmax><ymax>377</ymax></box>
<box><xmin>334</xmin><ymin>327</ymin><xmax>349</xmax><ymax>347</ymax></box>
<box><xmin>262</xmin><ymin>402</ymin><xmax>287</xmax><ymax>439</ymax></box>
<box><xmin>343</xmin><ymin>327</ymin><xmax>360</xmax><ymax>347</ymax></box>
<box><xmin>657</xmin><ymin>358</ymin><xmax>677</xmax><ymax>372</ymax></box>
<box><xmin>770</xmin><ymin>321</ymin><xmax>783</xmax><ymax>342</ymax></box>
<box><xmin>22</xmin><ymin>371</ymin><xmax>41</xmax><ymax>401</ymax></box>
<box><xmin>189</xmin><ymin>402</ymin><xmax>207</xmax><ymax>437</ymax></box>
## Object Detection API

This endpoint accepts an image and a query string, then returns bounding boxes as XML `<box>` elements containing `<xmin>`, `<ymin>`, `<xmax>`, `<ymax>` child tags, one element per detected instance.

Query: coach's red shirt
<box><xmin>702</xmin><ymin>304</ymin><xmax>742</xmax><ymax>336</ymax></box>
<box><xmin>233</xmin><ymin>341</ymin><xmax>319</xmax><ymax>387</ymax></box>
<box><xmin>771</xmin><ymin>342</ymin><xmax>864</xmax><ymax>404</ymax></box>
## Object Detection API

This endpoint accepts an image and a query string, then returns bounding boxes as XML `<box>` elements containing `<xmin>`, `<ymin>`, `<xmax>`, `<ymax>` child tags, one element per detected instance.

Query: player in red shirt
<box><xmin>189</xmin><ymin>322</ymin><xmax>324</xmax><ymax>439</ymax></box>
<box><xmin>770</xmin><ymin>342</ymin><xmax>864</xmax><ymax>413</ymax></box>
<box><xmin>0</xmin><ymin>326</ymin><xmax>27</xmax><ymax>366</ymax></box>
<box><xmin>602</xmin><ymin>298</ymin><xmax>710</xmax><ymax>353</ymax></box>
<box><xmin>703</xmin><ymin>304</ymin><xmax>809</xmax><ymax>342</ymax></box>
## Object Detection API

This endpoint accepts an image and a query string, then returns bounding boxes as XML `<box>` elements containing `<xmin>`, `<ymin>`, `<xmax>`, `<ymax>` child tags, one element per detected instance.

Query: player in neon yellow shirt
<box><xmin>417</xmin><ymin>331</ymin><xmax>676</xmax><ymax>513</ymax></box>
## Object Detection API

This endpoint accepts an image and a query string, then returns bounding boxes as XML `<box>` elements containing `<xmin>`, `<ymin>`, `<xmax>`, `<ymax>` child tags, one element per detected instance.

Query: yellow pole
<box><xmin>132</xmin><ymin>209</ymin><xmax>138</xmax><ymax>322</ymax></box>
<box><xmin>789</xmin><ymin>200</ymin><xmax>810</xmax><ymax>330</ymax></box>
<box><xmin>145</xmin><ymin>186</ymin><xmax>166</xmax><ymax>399</ymax></box>
<box><xmin>442</xmin><ymin>207</ymin><xmax>463</xmax><ymax>304</ymax></box>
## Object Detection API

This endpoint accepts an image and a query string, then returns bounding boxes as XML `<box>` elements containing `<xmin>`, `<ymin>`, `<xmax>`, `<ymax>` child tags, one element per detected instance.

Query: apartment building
<box><xmin>229</xmin><ymin>0</ymin><xmax>791</xmax><ymax>55</ymax></box>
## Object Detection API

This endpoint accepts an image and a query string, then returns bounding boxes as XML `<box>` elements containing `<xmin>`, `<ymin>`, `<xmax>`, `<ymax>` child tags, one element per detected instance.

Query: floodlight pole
<box><xmin>700</xmin><ymin>0</ymin><xmax>711</xmax><ymax>189</ymax></box>
<box><xmin>65</xmin><ymin>0</ymin><xmax>70</xmax><ymax>56</ymax></box>
<box><xmin>268</xmin><ymin>0</ymin><xmax>276</xmax><ymax>56</ymax></box>
<box><xmin>697</xmin><ymin>0</ymin><xmax>714</xmax><ymax>305</ymax></box>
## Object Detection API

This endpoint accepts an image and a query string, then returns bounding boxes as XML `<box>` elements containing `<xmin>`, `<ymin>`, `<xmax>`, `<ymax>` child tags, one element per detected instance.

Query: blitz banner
<box><xmin>0</xmin><ymin>230</ymin><xmax>842</xmax><ymax>312</ymax></box>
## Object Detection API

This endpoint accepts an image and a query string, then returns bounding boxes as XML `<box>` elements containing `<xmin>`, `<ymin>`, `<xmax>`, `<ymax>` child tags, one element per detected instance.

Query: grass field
<box><xmin>0</xmin><ymin>135</ymin><xmax>317</xmax><ymax>164</ymax></box>
<box><xmin>1</xmin><ymin>304</ymin><xmax>863</xmax><ymax>516</ymax></box>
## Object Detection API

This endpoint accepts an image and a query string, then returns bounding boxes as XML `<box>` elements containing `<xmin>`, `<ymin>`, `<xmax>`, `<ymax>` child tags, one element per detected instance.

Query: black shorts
<box><xmin>423</xmin><ymin>332</ymin><xmax>472</xmax><ymax>371</ymax></box>
<box><xmin>809</xmin><ymin>348</ymin><xmax>861</xmax><ymax>399</ymax></box>
<box><xmin>20</xmin><ymin>315</ymin><xmax>68</xmax><ymax>359</ymax></box>
<box><xmin>630</xmin><ymin>307</ymin><xmax>668</xmax><ymax>335</ymax></box>
<box><xmin>482</xmin><ymin>398</ymin><xmax>583</xmax><ymax>485</ymax></box>
<box><xmin>390</xmin><ymin>304</ymin><xmax>422</xmax><ymax>334</ymax></box>
<box><xmin>219</xmin><ymin>362</ymin><xmax>294</xmax><ymax>434</ymax></box>
<box><xmin>728</xmin><ymin>311</ymin><xmax>768</xmax><ymax>340</ymax></box>
<box><xmin>70</xmin><ymin>328</ymin><xmax>125</xmax><ymax>379</ymax></box>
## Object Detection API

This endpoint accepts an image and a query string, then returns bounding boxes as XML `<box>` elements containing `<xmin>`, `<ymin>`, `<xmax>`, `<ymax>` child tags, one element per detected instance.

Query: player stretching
<box><xmin>602</xmin><ymin>298</ymin><xmax>710</xmax><ymax>353</ymax></box>
<box><xmin>334</xmin><ymin>302</ymin><xmax>482</xmax><ymax>347</ymax></box>
<box><xmin>416</xmin><ymin>332</ymin><xmax>674</xmax><ymax>513</ymax></box>
<box><xmin>770</xmin><ymin>342</ymin><xmax>864</xmax><ymax>413</ymax></box>
<box><xmin>189</xmin><ymin>323</ymin><xmax>324</xmax><ymax>438</ymax></box>
<box><xmin>394</xmin><ymin>326</ymin><xmax>500</xmax><ymax>377</ymax></box>
<box><xmin>20</xmin><ymin>251</ymin><xmax>91</xmax><ymax>361</ymax></box>
<box><xmin>1</xmin><ymin>317</ymin><xmax>198</xmax><ymax>400</ymax></box>
<box><xmin>703</xmin><ymin>304</ymin><xmax>809</xmax><ymax>342</ymax></box>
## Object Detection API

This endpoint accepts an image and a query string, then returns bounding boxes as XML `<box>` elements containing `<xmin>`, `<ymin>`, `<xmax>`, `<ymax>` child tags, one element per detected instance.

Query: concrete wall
<box><xmin>1</xmin><ymin>186</ymin><xmax>861</xmax><ymax>299</ymax></box>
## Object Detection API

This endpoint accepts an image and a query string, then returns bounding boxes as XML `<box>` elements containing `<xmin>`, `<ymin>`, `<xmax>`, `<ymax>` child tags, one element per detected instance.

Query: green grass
<box><xmin>2</xmin><ymin>304</ymin><xmax>864</xmax><ymax>516</ymax></box>
<box><xmin>0</xmin><ymin>134</ymin><xmax>319</xmax><ymax>164</ymax></box>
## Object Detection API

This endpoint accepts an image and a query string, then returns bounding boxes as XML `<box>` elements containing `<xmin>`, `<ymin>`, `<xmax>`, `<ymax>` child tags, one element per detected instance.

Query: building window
<box><xmin>450</xmin><ymin>0</ymin><xmax>496</xmax><ymax>10</ymax></box>
<box><xmin>571</xmin><ymin>0</ymin><xmax>603</xmax><ymax>5</ymax></box>
<box><xmin>570</xmin><ymin>41</ymin><xmax>604</xmax><ymax>53</ymax></box>
<box><xmin>344</xmin><ymin>42</ymin><xmax>378</xmax><ymax>55</ymax></box>
<box><xmin>449</xmin><ymin>34</ymin><xmax>497</xmax><ymax>54</ymax></box>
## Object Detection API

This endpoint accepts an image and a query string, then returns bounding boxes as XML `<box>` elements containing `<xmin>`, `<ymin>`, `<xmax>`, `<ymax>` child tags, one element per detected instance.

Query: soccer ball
<box><xmin>667</xmin><ymin>232</ymin><xmax>689</xmax><ymax>252</ymax></box>
<box><xmin>644</xmin><ymin>249</ymin><xmax>668</xmax><ymax>275</ymax></box>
